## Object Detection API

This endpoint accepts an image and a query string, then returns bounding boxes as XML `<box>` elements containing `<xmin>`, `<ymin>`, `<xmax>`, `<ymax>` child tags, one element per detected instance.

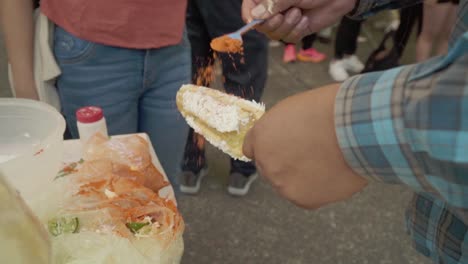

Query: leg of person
<box><xmin>199</xmin><ymin>0</ymin><xmax>269</xmax><ymax>196</ymax></box>
<box><xmin>364</xmin><ymin>3</ymin><xmax>422</xmax><ymax>71</ymax></box>
<box><xmin>416</xmin><ymin>0</ymin><xmax>449</xmax><ymax>61</ymax></box>
<box><xmin>225</xmin><ymin>29</ymin><xmax>268</xmax><ymax>196</ymax></box>
<box><xmin>297</xmin><ymin>34</ymin><xmax>326</xmax><ymax>63</ymax></box>
<box><xmin>395</xmin><ymin>3</ymin><xmax>422</xmax><ymax>57</ymax></box>
<box><xmin>54</xmin><ymin>26</ymin><xmax>141</xmax><ymax>139</ymax></box>
<box><xmin>301</xmin><ymin>34</ymin><xmax>316</xmax><ymax>50</ymax></box>
<box><xmin>228</xmin><ymin>161</ymin><xmax>259</xmax><ymax>196</ymax></box>
<box><xmin>416</xmin><ymin>2</ymin><xmax>424</xmax><ymax>36</ymax></box>
<box><xmin>283</xmin><ymin>42</ymin><xmax>297</xmax><ymax>63</ymax></box>
<box><xmin>329</xmin><ymin>17</ymin><xmax>360</xmax><ymax>81</ymax></box>
<box><xmin>436</xmin><ymin>3</ymin><xmax>458</xmax><ymax>56</ymax></box>
<box><xmin>138</xmin><ymin>32</ymin><xmax>191</xmax><ymax>186</ymax></box>
<box><xmin>179</xmin><ymin>0</ymin><xmax>213</xmax><ymax>194</ymax></box>
<box><xmin>337</xmin><ymin>17</ymin><xmax>364</xmax><ymax>73</ymax></box>
<box><xmin>335</xmin><ymin>17</ymin><xmax>362</xmax><ymax>60</ymax></box>
<box><xmin>180</xmin><ymin>129</ymin><xmax>209</xmax><ymax>194</ymax></box>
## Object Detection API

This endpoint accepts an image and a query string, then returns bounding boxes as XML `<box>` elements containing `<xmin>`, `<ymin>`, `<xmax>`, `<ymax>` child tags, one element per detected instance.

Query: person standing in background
<box><xmin>282</xmin><ymin>34</ymin><xmax>326</xmax><ymax>63</ymax></box>
<box><xmin>416</xmin><ymin>0</ymin><xmax>459</xmax><ymax>61</ymax></box>
<box><xmin>395</xmin><ymin>3</ymin><xmax>423</xmax><ymax>60</ymax></box>
<box><xmin>0</xmin><ymin>0</ymin><xmax>191</xmax><ymax>184</ymax></box>
<box><xmin>328</xmin><ymin>17</ymin><xmax>365</xmax><ymax>82</ymax></box>
<box><xmin>361</xmin><ymin>3</ymin><xmax>423</xmax><ymax>73</ymax></box>
<box><xmin>180</xmin><ymin>0</ymin><xmax>268</xmax><ymax>196</ymax></box>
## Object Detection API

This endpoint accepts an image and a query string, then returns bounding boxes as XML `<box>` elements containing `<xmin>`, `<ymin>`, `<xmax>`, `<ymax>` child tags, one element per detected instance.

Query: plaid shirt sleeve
<box><xmin>335</xmin><ymin>47</ymin><xmax>468</xmax><ymax>208</ymax></box>
<box><xmin>335</xmin><ymin>2</ymin><xmax>468</xmax><ymax>262</ymax></box>
<box><xmin>335</xmin><ymin>0</ymin><xmax>468</xmax><ymax>212</ymax></box>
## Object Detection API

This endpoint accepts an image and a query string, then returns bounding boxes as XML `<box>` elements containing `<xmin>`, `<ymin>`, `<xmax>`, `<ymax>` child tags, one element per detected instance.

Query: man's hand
<box><xmin>242</xmin><ymin>0</ymin><xmax>357</xmax><ymax>43</ymax></box>
<box><xmin>243</xmin><ymin>84</ymin><xmax>367</xmax><ymax>209</ymax></box>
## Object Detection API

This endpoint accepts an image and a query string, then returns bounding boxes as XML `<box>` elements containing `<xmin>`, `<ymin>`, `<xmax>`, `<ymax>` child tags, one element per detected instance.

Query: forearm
<box><xmin>0</xmin><ymin>0</ymin><xmax>36</xmax><ymax>99</ymax></box>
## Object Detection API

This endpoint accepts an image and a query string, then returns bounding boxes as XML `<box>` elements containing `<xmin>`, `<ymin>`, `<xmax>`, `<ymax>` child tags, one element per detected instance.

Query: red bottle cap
<box><xmin>76</xmin><ymin>106</ymin><xmax>104</xmax><ymax>124</ymax></box>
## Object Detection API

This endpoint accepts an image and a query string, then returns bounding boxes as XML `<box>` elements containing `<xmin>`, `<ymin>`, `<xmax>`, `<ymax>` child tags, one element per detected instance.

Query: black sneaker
<box><xmin>179</xmin><ymin>166</ymin><xmax>208</xmax><ymax>194</ymax></box>
<box><xmin>227</xmin><ymin>172</ymin><xmax>258</xmax><ymax>196</ymax></box>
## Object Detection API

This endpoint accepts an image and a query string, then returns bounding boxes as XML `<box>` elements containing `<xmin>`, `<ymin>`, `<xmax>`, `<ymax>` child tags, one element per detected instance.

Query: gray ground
<box><xmin>0</xmin><ymin>15</ymin><xmax>430</xmax><ymax>264</ymax></box>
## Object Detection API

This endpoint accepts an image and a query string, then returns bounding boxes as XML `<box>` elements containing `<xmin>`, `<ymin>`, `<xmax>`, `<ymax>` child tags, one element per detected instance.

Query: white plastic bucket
<box><xmin>0</xmin><ymin>99</ymin><xmax>65</xmax><ymax>204</ymax></box>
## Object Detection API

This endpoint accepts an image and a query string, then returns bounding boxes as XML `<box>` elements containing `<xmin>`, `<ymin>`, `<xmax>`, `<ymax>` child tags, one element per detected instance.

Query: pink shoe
<box><xmin>297</xmin><ymin>48</ymin><xmax>327</xmax><ymax>63</ymax></box>
<box><xmin>283</xmin><ymin>44</ymin><xmax>296</xmax><ymax>63</ymax></box>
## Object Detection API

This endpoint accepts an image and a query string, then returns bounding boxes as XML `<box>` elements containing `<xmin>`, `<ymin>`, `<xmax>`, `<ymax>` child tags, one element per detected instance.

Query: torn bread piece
<box><xmin>177</xmin><ymin>84</ymin><xmax>265</xmax><ymax>161</ymax></box>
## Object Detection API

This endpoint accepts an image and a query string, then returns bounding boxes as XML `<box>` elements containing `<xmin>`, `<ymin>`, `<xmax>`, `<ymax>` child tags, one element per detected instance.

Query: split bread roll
<box><xmin>176</xmin><ymin>84</ymin><xmax>265</xmax><ymax>161</ymax></box>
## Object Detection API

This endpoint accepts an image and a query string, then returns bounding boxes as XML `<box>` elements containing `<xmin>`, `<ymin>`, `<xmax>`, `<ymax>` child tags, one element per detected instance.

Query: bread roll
<box><xmin>176</xmin><ymin>84</ymin><xmax>265</xmax><ymax>161</ymax></box>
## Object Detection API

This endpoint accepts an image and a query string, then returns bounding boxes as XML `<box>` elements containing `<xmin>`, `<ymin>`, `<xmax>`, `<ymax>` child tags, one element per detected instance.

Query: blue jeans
<box><xmin>53</xmin><ymin>26</ymin><xmax>191</xmax><ymax>184</ymax></box>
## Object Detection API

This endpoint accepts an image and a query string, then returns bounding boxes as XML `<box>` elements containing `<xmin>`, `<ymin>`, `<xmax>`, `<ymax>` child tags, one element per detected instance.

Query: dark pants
<box><xmin>284</xmin><ymin>33</ymin><xmax>317</xmax><ymax>49</ymax></box>
<box><xmin>395</xmin><ymin>3</ymin><xmax>423</xmax><ymax>56</ymax></box>
<box><xmin>335</xmin><ymin>17</ymin><xmax>363</xmax><ymax>59</ymax></box>
<box><xmin>301</xmin><ymin>34</ymin><xmax>317</xmax><ymax>50</ymax></box>
<box><xmin>183</xmin><ymin>0</ymin><xmax>269</xmax><ymax>175</ymax></box>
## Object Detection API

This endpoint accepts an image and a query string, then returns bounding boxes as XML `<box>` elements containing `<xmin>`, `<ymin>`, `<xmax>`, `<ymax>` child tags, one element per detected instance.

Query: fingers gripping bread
<box><xmin>176</xmin><ymin>84</ymin><xmax>265</xmax><ymax>161</ymax></box>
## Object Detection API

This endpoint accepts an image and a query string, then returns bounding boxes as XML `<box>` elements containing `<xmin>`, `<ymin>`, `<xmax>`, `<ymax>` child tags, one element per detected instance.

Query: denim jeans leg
<box><xmin>54</xmin><ymin>26</ymin><xmax>143</xmax><ymax>138</ymax></box>
<box><xmin>138</xmin><ymin>33</ymin><xmax>191</xmax><ymax>185</ymax></box>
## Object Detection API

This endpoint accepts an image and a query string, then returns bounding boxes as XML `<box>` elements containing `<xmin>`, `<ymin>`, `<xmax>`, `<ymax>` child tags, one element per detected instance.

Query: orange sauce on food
<box><xmin>210</xmin><ymin>35</ymin><xmax>243</xmax><ymax>53</ymax></box>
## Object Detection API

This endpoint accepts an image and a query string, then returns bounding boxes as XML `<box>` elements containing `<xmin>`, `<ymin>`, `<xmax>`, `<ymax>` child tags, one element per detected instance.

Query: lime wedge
<box><xmin>48</xmin><ymin>217</ymin><xmax>79</xmax><ymax>236</ymax></box>
<box><xmin>126</xmin><ymin>222</ymin><xmax>150</xmax><ymax>234</ymax></box>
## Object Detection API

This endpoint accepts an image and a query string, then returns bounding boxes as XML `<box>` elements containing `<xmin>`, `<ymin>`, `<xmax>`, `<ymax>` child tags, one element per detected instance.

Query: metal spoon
<box><xmin>226</xmin><ymin>19</ymin><xmax>264</xmax><ymax>42</ymax></box>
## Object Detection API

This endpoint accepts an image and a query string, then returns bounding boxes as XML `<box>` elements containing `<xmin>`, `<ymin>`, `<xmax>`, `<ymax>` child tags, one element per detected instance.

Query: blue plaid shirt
<box><xmin>336</xmin><ymin>1</ymin><xmax>468</xmax><ymax>263</ymax></box>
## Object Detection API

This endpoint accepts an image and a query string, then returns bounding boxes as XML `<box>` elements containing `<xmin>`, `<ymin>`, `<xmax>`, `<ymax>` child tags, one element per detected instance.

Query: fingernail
<box><xmin>252</xmin><ymin>4</ymin><xmax>267</xmax><ymax>18</ymax></box>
